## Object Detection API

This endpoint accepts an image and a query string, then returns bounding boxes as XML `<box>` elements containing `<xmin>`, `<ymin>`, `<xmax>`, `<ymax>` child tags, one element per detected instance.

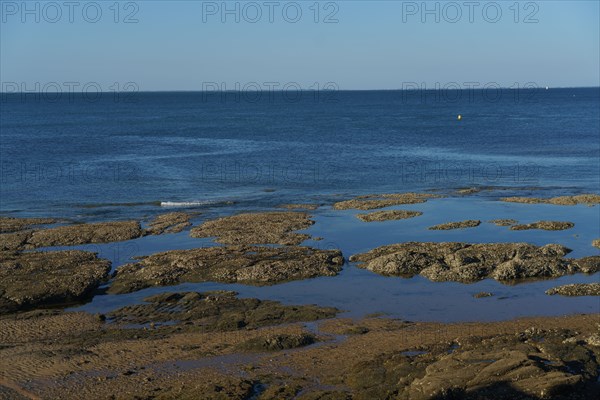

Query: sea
<box><xmin>1</xmin><ymin>88</ymin><xmax>599</xmax><ymax>322</ymax></box>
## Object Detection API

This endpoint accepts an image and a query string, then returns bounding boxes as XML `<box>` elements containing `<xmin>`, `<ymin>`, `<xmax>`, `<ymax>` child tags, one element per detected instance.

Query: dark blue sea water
<box><xmin>1</xmin><ymin>88</ymin><xmax>599</xmax><ymax>322</ymax></box>
<box><xmin>1</xmin><ymin>88</ymin><xmax>599</xmax><ymax>219</ymax></box>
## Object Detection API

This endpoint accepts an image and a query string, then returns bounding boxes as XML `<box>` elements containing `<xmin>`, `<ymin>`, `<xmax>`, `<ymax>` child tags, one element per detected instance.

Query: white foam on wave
<box><xmin>160</xmin><ymin>201</ymin><xmax>210</xmax><ymax>207</ymax></box>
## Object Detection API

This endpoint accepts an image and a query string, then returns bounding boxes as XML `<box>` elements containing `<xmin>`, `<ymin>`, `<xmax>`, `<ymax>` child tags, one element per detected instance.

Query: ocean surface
<box><xmin>1</xmin><ymin>88</ymin><xmax>599</xmax><ymax>219</ymax></box>
<box><xmin>1</xmin><ymin>88</ymin><xmax>599</xmax><ymax>322</ymax></box>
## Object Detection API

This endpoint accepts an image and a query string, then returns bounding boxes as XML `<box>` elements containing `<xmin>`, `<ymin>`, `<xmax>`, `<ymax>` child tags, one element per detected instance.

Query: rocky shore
<box><xmin>0</xmin><ymin>192</ymin><xmax>599</xmax><ymax>398</ymax></box>
<box><xmin>109</xmin><ymin>245</ymin><xmax>344</xmax><ymax>294</ymax></box>
<box><xmin>350</xmin><ymin>242</ymin><xmax>599</xmax><ymax>283</ymax></box>
<box><xmin>0</xmin><ymin>308</ymin><xmax>598</xmax><ymax>399</ymax></box>
<box><xmin>429</xmin><ymin>220</ymin><xmax>481</xmax><ymax>230</ymax></box>
<box><xmin>333</xmin><ymin>193</ymin><xmax>441</xmax><ymax>210</ymax></box>
<box><xmin>356</xmin><ymin>210</ymin><xmax>423</xmax><ymax>222</ymax></box>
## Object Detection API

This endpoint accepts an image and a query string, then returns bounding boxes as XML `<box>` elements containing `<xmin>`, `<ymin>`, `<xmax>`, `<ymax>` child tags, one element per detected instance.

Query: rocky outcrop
<box><xmin>429</xmin><ymin>220</ymin><xmax>481</xmax><ymax>230</ymax></box>
<box><xmin>333</xmin><ymin>193</ymin><xmax>441</xmax><ymax>210</ymax></box>
<box><xmin>109</xmin><ymin>291</ymin><xmax>337</xmax><ymax>331</ymax></box>
<box><xmin>546</xmin><ymin>283</ymin><xmax>600</xmax><ymax>296</ymax></box>
<box><xmin>109</xmin><ymin>245</ymin><xmax>344</xmax><ymax>294</ymax></box>
<box><xmin>356</xmin><ymin>210</ymin><xmax>423</xmax><ymax>222</ymax></box>
<box><xmin>190</xmin><ymin>211</ymin><xmax>314</xmax><ymax>245</ymax></box>
<box><xmin>0</xmin><ymin>251</ymin><xmax>111</xmax><ymax>313</ymax></box>
<box><xmin>489</xmin><ymin>219</ymin><xmax>518</xmax><ymax>226</ymax></box>
<box><xmin>145</xmin><ymin>212</ymin><xmax>192</xmax><ymax>235</ymax></box>
<box><xmin>0</xmin><ymin>221</ymin><xmax>143</xmax><ymax>251</ymax></box>
<box><xmin>350</xmin><ymin>242</ymin><xmax>599</xmax><ymax>283</ymax></box>
<box><xmin>0</xmin><ymin>217</ymin><xmax>56</xmax><ymax>233</ymax></box>
<box><xmin>501</xmin><ymin>194</ymin><xmax>600</xmax><ymax>205</ymax></box>
<box><xmin>510</xmin><ymin>221</ymin><xmax>574</xmax><ymax>231</ymax></box>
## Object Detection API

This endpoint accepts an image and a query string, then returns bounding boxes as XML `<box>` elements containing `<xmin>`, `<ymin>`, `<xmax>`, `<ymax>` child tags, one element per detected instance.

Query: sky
<box><xmin>1</xmin><ymin>0</ymin><xmax>599</xmax><ymax>91</ymax></box>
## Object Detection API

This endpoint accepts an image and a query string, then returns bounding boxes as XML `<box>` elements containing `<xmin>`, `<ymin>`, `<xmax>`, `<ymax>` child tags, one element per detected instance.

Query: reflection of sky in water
<box><xmin>61</xmin><ymin>198</ymin><xmax>599</xmax><ymax>323</ymax></box>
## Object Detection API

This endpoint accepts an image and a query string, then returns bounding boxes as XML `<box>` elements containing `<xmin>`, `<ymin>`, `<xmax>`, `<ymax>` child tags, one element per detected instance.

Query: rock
<box><xmin>1</xmin><ymin>221</ymin><xmax>143</xmax><ymax>251</ymax></box>
<box><xmin>0</xmin><ymin>217</ymin><xmax>56</xmax><ymax>233</ymax></box>
<box><xmin>190</xmin><ymin>211</ymin><xmax>314</xmax><ymax>245</ymax></box>
<box><xmin>350</xmin><ymin>242</ymin><xmax>594</xmax><ymax>283</ymax></box>
<box><xmin>545</xmin><ymin>283</ymin><xmax>600</xmax><ymax>296</ymax></box>
<box><xmin>592</xmin><ymin>239</ymin><xmax>600</xmax><ymax>249</ymax></box>
<box><xmin>473</xmin><ymin>292</ymin><xmax>493</xmax><ymax>298</ymax></box>
<box><xmin>278</xmin><ymin>204</ymin><xmax>320</xmax><ymax>210</ymax></box>
<box><xmin>572</xmin><ymin>256</ymin><xmax>600</xmax><ymax>273</ymax></box>
<box><xmin>28</xmin><ymin>221</ymin><xmax>143</xmax><ymax>247</ymax></box>
<box><xmin>0</xmin><ymin>231</ymin><xmax>32</xmax><ymax>251</ymax></box>
<box><xmin>238</xmin><ymin>333</ymin><xmax>316</xmax><ymax>351</ymax></box>
<box><xmin>586</xmin><ymin>334</ymin><xmax>600</xmax><ymax>347</ymax></box>
<box><xmin>109</xmin><ymin>291</ymin><xmax>337</xmax><ymax>331</ymax></box>
<box><xmin>489</xmin><ymin>219</ymin><xmax>518</xmax><ymax>226</ymax></box>
<box><xmin>333</xmin><ymin>193</ymin><xmax>441</xmax><ymax>211</ymax></box>
<box><xmin>347</xmin><ymin>326</ymin><xmax>600</xmax><ymax>400</ymax></box>
<box><xmin>0</xmin><ymin>251</ymin><xmax>111</xmax><ymax>313</ymax></box>
<box><xmin>429</xmin><ymin>220</ymin><xmax>481</xmax><ymax>230</ymax></box>
<box><xmin>356</xmin><ymin>210</ymin><xmax>423</xmax><ymax>222</ymax></box>
<box><xmin>456</xmin><ymin>187</ymin><xmax>481</xmax><ymax>195</ymax></box>
<box><xmin>510</xmin><ymin>221</ymin><xmax>574</xmax><ymax>231</ymax></box>
<box><xmin>109</xmin><ymin>245</ymin><xmax>344</xmax><ymax>294</ymax></box>
<box><xmin>501</xmin><ymin>194</ymin><xmax>600</xmax><ymax>206</ymax></box>
<box><xmin>145</xmin><ymin>212</ymin><xmax>192</xmax><ymax>235</ymax></box>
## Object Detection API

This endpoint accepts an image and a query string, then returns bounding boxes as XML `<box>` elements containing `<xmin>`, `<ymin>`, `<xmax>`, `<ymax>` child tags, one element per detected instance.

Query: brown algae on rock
<box><xmin>489</xmin><ymin>219</ymin><xmax>519</xmax><ymax>226</ymax></box>
<box><xmin>545</xmin><ymin>283</ymin><xmax>600</xmax><ymax>296</ymax></box>
<box><xmin>356</xmin><ymin>210</ymin><xmax>423</xmax><ymax>222</ymax></box>
<box><xmin>145</xmin><ymin>212</ymin><xmax>193</xmax><ymax>235</ymax></box>
<box><xmin>333</xmin><ymin>193</ymin><xmax>442</xmax><ymax>210</ymax></box>
<box><xmin>350</xmin><ymin>242</ymin><xmax>599</xmax><ymax>283</ymax></box>
<box><xmin>429</xmin><ymin>220</ymin><xmax>481</xmax><ymax>230</ymax></box>
<box><xmin>501</xmin><ymin>194</ymin><xmax>600</xmax><ymax>205</ymax></box>
<box><xmin>109</xmin><ymin>291</ymin><xmax>338</xmax><ymax>330</ymax></box>
<box><xmin>0</xmin><ymin>217</ymin><xmax>56</xmax><ymax>233</ymax></box>
<box><xmin>190</xmin><ymin>211</ymin><xmax>314</xmax><ymax>245</ymax></box>
<box><xmin>1</xmin><ymin>221</ymin><xmax>143</xmax><ymax>251</ymax></box>
<box><xmin>109</xmin><ymin>245</ymin><xmax>344</xmax><ymax>294</ymax></box>
<box><xmin>510</xmin><ymin>221</ymin><xmax>574</xmax><ymax>231</ymax></box>
<box><xmin>0</xmin><ymin>250</ymin><xmax>111</xmax><ymax>314</ymax></box>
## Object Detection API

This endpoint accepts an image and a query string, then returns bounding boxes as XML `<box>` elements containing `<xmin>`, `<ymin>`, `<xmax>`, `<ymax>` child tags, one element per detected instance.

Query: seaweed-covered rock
<box><xmin>350</xmin><ymin>242</ymin><xmax>594</xmax><ymax>283</ymax></box>
<box><xmin>546</xmin><ymin>283</ymin><xmax>600</xmax><ymax>296</ymax></box>
<box><xmin>0</xmin><ymin>217</ymin><xmax>56</xmax><ymax>233</ymax></box>
<box><xmin>145</xmin><ymin>212</ymin><xmax>192</xmax><ymax>235</ymax></box>
<box><xmin>510</xmin><ymin>221</ymin><xmax>574</xmax><ymax>231</ymax></box>
<box><xmin>1</xmin><ymin>221</ymin><xmax>143</xmax><ymax>251</ymax></box>
<box><xmin>0</xmin><ymin>251</ymin><xmax>111</xmax><ymax>313</ymax></box>
<box><xmin>190</xmin><ymin>212</ymin><xmax>314</xmax><ymax>245</ymax></box>
<box><xmin>108</xmin><ymin>291</ymin><xmax>337</xmax><ymax>331</ymax></box>
<box><xmin>333</xmin><ymin>193</ymin><xmax>441</xmax><ymax>211</ymax></box>
<box><xmin>28</xmin><ymin>221</ymin><xmax>142</xmax><ymax>247</ymax></box>
<box><xmin>109</xmin><ymin>246</ymin><xmax>344</xmax><ymax>294</ymax></box>
<box><xmin>501</xmin><ymin>194</ymin><xmax>600</xmax><ymax>205</ymax></box>
<box><xmin>346</xmin><ymin>326</ymin><xmax>600</xmax><ymax>400</ymax></box>
<box><xmin>489</xmin><ymin>219</ymin><xmax>518</xmax><ymax>226</ymax></box>
<box><xmin>356</xmin><ymin>210</ymin><xmax>423</xmax><ymax>222</ymax></box>
<box><xmin>429</xmin><ymin>220</ymin><xmax>481</xmax><ymax>230</ymax></box>
<box><xmin>239</xmin><ymin>333</ymin><xmax>316</xmax><ymax>351</ymax></box>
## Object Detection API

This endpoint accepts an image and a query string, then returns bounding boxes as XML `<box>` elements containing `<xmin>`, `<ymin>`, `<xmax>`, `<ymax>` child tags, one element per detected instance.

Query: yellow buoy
<box><xmin>457</xmin><ymin>114</ymin><xmax>462</xmax><ymax>121</ymax></box>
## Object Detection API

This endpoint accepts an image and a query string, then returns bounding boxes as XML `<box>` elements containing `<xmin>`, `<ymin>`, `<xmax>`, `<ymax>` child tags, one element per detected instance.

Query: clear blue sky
<box><xmin>1</xmin><ymin>1</ymin><xmax>599</xmax><ymax>90</ymax></box>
